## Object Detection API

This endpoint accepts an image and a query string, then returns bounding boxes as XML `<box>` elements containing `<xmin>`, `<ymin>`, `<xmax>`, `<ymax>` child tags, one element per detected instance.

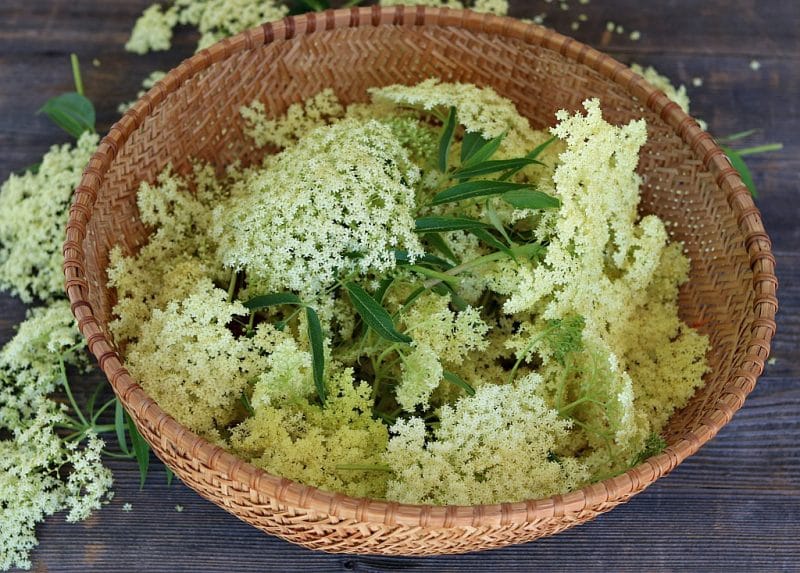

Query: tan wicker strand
<box><xmin>63</xmin><ymin>6</ymin><xmax>776</xmax><ymax>555</ymax></box>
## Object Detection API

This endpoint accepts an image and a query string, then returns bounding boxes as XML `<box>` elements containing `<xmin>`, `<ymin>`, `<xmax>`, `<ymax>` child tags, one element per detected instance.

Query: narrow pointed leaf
<box><xmin>126</xmin><ymin>412</ymin><xmax>150</xmax><ymax>489</ymax></box>
<box><xmin>443</xmin><ymin>371</ymin><xmax>476</xmax><ymax>396</ymax></box>
<box><xmin>469</xmin><ymin>227</ymin><xmax>514</xmax><ymax>258</ymax></box>
<box><xmin>244</xmin><ymin>292</ymin><xmax>302</xmax><ymax>311</ymax></box>
<box><xmin>502</xmin><ymin>189</ymin><xmax>561</xmax><ymax>210</ymax></box>
<box><xmin>394</xmin><ymin>250</ymin><xmax>452</xmax><ymax>269</ymax></box>
<box><xmin>114</xmin><ymin>399</ymin><xmax>129</xmax><ymax>455</ymax></box>
<box><xmin>432</xmin><ymin>180</ymin><xmax>536</xmax><ymax>205</ymax></box>
<box><xmin>425</xmin><ymin>232</ymin><xmax>460</xmax><ymax>264</ymax></box>
<box><xmin>485</xmin><ymin>199</ymin><xmax>514</xmax><ymax>245</ymax></box>
<box><xmin>305</xmin><ymin>306</ymin><xmax>327</xmax><ymax>405</ymax></box>
<box><xmin>460</xmin><ymin>131</ymin><xmax>487</xmax><ymax>163</ymax></box>
<box><xmin>38</xmin><ymin>92</ymin><xmax>95</xmax><ymax>138</ymax></box>
<box><xmin>499</xmin><ymin>136</ymin><xmax>557</xmax><ymax>181</ymax></box>
<box><xmin>438</xmin><ymin>106</ymin><xmax>457</xmax><ymax>172</ymax></box>
<box><xmin>345</xmin><ymin>282</ymin><xmax>411</xmax><ymax>343</ymax></box>
<box><xmin>374</xmin><ymin>276</ymin><xmax>394</xmax><ymax>304</ymax></box>
<box><xmin>415</xmin><ymin>216</ymin><xmax>490</xmax><ymax>234</ymax></box>
<box><xmin>165</xmin><ymin>466</ymin><xmax>174</xmax><ymax>486</ymax></box>
<box><xmin>722</xmin><ymin>146</ymin><xmax>757</xmax><ymax>198</ymax></box>
<box><xmin>461</xmin><ymin>131</ymin><xmax>506</xmax><ymax>166</ymax></box>
<box><xmin>456</xmin><ymin>157</ymin><xmax>544</xmax><ymax>180</ymax></box>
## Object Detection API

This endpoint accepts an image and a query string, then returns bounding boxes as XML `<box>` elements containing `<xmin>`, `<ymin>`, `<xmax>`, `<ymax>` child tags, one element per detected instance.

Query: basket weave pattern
<box><xmin>63</xmin><ymin>6</ymin><xmax>777</xmax><ymax>554</ymax></box>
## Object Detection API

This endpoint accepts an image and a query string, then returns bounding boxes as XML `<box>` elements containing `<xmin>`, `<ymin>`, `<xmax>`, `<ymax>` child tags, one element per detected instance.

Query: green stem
<box><xmin>91</xmin><ymin>397</ymin><xmax>117</xmax><ymax>424</ymax></box>
<box><xmin>70</xmin><ymin>53</ymin><xmax>84</xmax><ymax>96</ymax></box>
<box><xmin>226</xmin><ymin>270</ymin><xmax>238</xmax><ymax>303</ymax></box>
<box><xmin>59</xmin><ymin>355</ymin><xmax>88</xmax><ymax>427</ymax></box>
<box><xmin>422</xmin><ymin>243</ymin><xmax>540</xmax><ymax>290</ymax></box>
<box><xmin>734</xmin><ymin>143</ymin><xmax>783</xmax><ymax>157</ymax></box>
<box><xmin>507</xmin><ymin>325</ymin><xmax>557</xmax><ymax>385</ymax></box>
<box><xmin>716</xmin><ymin>129</ymin><xmax>759</xmax><ymax>144</ymax></box>
<box><xmin>101</xmin><ymin>450</ymin><xmax>135</xmax><ymax>459</ymax></box>
<box><xmin>408</xmin><ymin>265</ymin><xmax>460</xmax><ymax>285</ymax></box>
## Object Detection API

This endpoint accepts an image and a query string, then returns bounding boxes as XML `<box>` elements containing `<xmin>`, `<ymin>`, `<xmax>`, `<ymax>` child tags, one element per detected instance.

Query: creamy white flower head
<box><xmin>215</xmin><ymin>118</ymin><xmax>424</xmax><ymax>298</ymax></box>
<box><xmin>0</xmin><ymin>132</ymin><xmax>98</xmax><ymax>302</ymax></box>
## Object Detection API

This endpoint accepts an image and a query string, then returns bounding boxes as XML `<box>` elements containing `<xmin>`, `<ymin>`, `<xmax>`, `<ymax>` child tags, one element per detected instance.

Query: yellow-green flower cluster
<box><xmin>0</xmin><ymin>132</ymin><xmax>99</xmax><ymax>303</ymax></box>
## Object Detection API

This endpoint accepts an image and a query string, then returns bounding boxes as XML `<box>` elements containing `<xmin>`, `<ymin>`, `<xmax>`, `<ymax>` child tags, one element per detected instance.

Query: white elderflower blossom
<box><xmin>214</xmin><ymin>118</ymin><xmax>424</xmax><ymax>298</ymax></box>
<box><xmin>384</xmin><ymin>374</ymin><xmax>588</xmax><ymax>505</ymax></box>
<box><xmin>0</xmin><ymin>132</ymin><xmax>98</xmax><ymax>302</ymax></box>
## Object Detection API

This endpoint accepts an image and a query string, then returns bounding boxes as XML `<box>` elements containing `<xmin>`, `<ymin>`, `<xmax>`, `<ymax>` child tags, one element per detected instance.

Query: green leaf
<box><xmin>484</xmin><ymin>199</ymin><xmax>514</xmax><ymax>245</ymax></box>
<box><xmin>415</xmin><ymin>216</ymin><xmax>490</xmax><ymax>234</ymax></box>
<box><xmin>345</xmin><ymin>282</ymin><xmax>411</xmax><ymax>343</ymax></box>
<box><xmin>114</xmin><ymin>399</ymin><xmax>129</xmax><ymax>456</ymax></box>
<box><xmin>425</xmin><ymin>232</ymin><xmax>460</xmax><ymax>264</ymax></box>
<box><xmin>239</xmin><ymin>391</ymin><xmax>255</xmax><ymax>416</ymax></box>
<box><xmin>126</xmin><ymin>411</ymin><xmax>150</xmax><ymax>489</ymax></box>
<box><xmin>460</xmin><ymin>131</ymin><xmax>487</xmax><ymax>163</ymax></box>
<box><xmin>723</xmin><ymin>146</ymin><xmax>757</xmax><ymax>198</ymax></box>
<box><xmin>305</xmin><ymin>307</ymin><xmax>327</xmax><ymax>405</ymax></box>
<box><xmin>461</xmin><ymin>131</ymin><xmax>505</xmax><ymax>166</ymax></box>
<box><xmin>443</xmin><ymin>371</ymin><xmax>475</xmax><ymax>396</ymax></box>
<box><xmin>499</xmin><ymin>136</ymin><xmax>557</xmax><ymax>181</ymax></box>
<box><xmin>438</xmin><ymin>106</ymin><xmax>457</xmax><ymax>172</ymax></box>
<box><xmin>432</xmin><ymin>180</ymin><xmax>536</xmax><ymax>206</ymax></box>
<box><xmin>244</xmin><ymin>292</ymin><xmax>302</xmax><ymax>311</ymax></box>
<box><xmin>394</xmin><ymin>250</ymin><xmax>453</xmax><ymax>269</ymax></box>
<box><xmin>455</xmin><ymin>157</ymin><xmax>544</xmax><ymax>180</ymax></box>
<box><xmin>38</xmin><ymin>92</ymin><xmax>95</xmax><ymax>139</ymax></box>
<box><xmin>165</xmin><ymin>466</ymin><xmax>174</xmax><ymax>486</ymax></box>
<box><xmin>373</xmin><ymin>276</ymin><xmax>395</xmax><ymax>304</ymax></box>
<box><xmin>469</xmin><ymin>227</ymin><xmax>514</xmax><ymax>258</ymax></box>
<box><xmin>501</xmin><ymin>189</ymin><xmax>561</xmax><ymax>210</ymax></box>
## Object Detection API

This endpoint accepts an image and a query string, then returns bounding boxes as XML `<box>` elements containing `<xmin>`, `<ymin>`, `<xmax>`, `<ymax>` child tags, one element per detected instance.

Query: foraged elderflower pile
<box><xmin>109</xmin><ymin>80</ymin><xmax>709</xmax><ymax>505</ymax></box>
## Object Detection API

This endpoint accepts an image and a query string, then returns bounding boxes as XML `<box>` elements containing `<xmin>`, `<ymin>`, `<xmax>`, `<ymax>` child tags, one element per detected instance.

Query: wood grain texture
<box><xmin>0</xmin><ymin>0</ymin><xmax>797</xmax><ymax>571</ymax></box>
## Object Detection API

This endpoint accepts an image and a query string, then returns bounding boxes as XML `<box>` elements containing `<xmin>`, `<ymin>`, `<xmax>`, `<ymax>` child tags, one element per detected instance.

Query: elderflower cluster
<box><xmin>0</xmin><ymin>303</ymin><xmax>112</xmax><ymax>571</ymax></box>
<box><xmin>0</xmin><ymin>132</ymin><xmax>98</xmax><ymax>302</ymax></box>
<box><xmin>241</xmin><ymin>89</ymin><xmax>345</xmax><ymax>150</ymax></box>
<box><xmin>214</xmin><ymin>118</ymin><xmax>424</xmax><ymax>298</ymax></box>
<box><xmin>124</xmin><ymin>280</ymin><xmax>266</xmax><ymax>439</ymax></box>
<box><xmin>630</xmin><ymin>63</ymin><xmax>690</xmax><ymax>114</ymax></box>
<box><xmin>126</xmin><ymin>0</ymin><xmax>288</xmax><ymax>54</ymax></box>
<box><xmin>229</xmin><ymin>367</ymin><xmax>389</xmax><ymax>499</ymax></box>
<box><xmin>384</xmin><ymin>374</ymin><xmax>588</xmax><ymax>505</ymax></box>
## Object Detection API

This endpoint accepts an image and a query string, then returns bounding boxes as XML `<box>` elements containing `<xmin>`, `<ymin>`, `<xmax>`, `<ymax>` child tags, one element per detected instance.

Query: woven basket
<box><xmin>64</xmin><ymin>6</ymin><xmax>777</xmax><ymax>555</ymax></box>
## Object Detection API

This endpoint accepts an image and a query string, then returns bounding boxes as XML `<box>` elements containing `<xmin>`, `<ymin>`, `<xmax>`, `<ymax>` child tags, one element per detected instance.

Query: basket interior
<box><xmin>82</xmin><ymin>23</ymin><xmax>753</xmax><ymax>451</ymax></box>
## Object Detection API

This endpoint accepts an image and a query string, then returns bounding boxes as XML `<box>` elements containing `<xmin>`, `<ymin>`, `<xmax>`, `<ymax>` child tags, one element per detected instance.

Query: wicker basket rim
<box><xmin>63</xmin><ymin>5</ymin><xmax>777</xmax><ymax>529</ymax></box>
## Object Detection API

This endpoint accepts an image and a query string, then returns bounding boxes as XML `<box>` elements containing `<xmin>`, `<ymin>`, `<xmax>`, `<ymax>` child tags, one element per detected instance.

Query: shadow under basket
<box><xmin>63</xmin><ymin>6</ymin><xmax>777</xmax><ymax>555</ymax></box>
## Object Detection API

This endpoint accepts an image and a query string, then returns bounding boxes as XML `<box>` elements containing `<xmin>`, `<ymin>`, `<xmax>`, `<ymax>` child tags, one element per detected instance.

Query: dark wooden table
<box><xmin>1</xmin><ymin>1</ymin><xmax>798</xmax><ymax>571</ymax></box>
